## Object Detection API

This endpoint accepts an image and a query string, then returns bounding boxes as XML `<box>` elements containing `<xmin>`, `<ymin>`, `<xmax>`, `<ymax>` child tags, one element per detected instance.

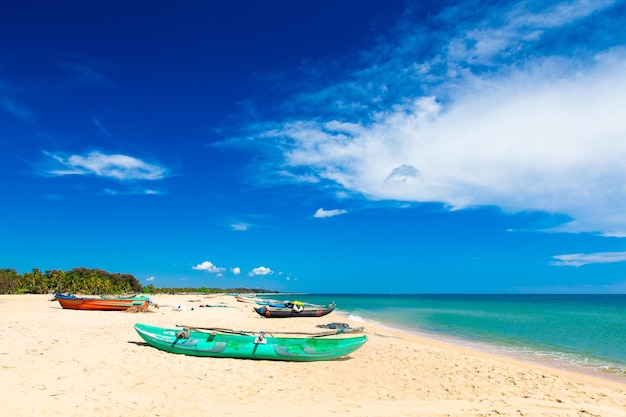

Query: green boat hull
<box><xmin>134</xmin><ymin>323</ymin><xmax>367</xmax><ymax>361</ymax></box>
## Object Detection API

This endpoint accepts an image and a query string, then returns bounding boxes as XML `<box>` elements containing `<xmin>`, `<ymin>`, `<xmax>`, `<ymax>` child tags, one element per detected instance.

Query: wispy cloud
<box><xmin>100</xmin><ymin>187</ymin><xmax>165</xmax><ymax>196</ymax></box>
<box><xmin>57</xmin><ymin>61</ymin><xmax>110</xmax><ymax>86</ymax></box>
<box><xmin>231</xmin><ymin>222</ymin><xmax>250</xmax><ymax>231</ymax></box>
<box><xmin>44</xmin><ymin>151</ymin><xmax>168</xmax><ymax>181</ymax></box>
<box><xmin>551</xmin><ymin>251</ymin><xmax>626</xmax><ymax>267</ymax></box>
<box><xmin>93</xmin><ymin>117</ymin><xmax>113</xmax><ymax>137</ymax></box>
<box><xmin>1</xmin><ymin>98</ymin><xmax>36</xmax><ymax>124</ymax></box>
<box><xmin>251</xmin><ymin>0</ymin><xmax>626</xmax><ymax>236</ymax></box>
<box><xmin>313</xmin><ymin>208</ymin><xmax>347</xmax><ymax>218</ymax></box>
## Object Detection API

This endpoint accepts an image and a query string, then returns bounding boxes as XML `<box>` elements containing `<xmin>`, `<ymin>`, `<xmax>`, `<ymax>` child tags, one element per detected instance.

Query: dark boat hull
<box><xmin>253</xmin><ymin>304</ymin><xmax>335</xmax><ymax>318</ymax></box>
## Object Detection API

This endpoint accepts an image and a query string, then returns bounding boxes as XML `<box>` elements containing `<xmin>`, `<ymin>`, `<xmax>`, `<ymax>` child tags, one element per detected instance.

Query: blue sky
<box><xmin>2</xmin><ymin>0</ymin><xmax>626</xmax><ymax>293</ymax></box>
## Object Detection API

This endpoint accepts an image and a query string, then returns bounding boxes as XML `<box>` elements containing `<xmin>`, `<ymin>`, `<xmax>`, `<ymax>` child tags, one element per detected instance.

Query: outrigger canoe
<box><xmin>56</xmin><ymin>295</ymin><xmax>150</xmax><ymax>311</ymax></box>
<box><xmin>253</xmin><ymin>303</ymin><xmax>335</xmax><ymax>318</ymax></box>
<box><xmin>134</xmin><ymin>323</ymin><xmax>366</xmax><ymax>361</ymax></box>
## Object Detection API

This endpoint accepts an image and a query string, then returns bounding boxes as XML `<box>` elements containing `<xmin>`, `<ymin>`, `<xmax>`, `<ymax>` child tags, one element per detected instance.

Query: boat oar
<box><xmin>176</xmin><ymin>324</ymin><xmax>364</xmax><ymax>337</ymax></box>
<box><xmin>175</xmin><ymin>325</ymin><xmax>255</xmax><ymax>336</ymax></box>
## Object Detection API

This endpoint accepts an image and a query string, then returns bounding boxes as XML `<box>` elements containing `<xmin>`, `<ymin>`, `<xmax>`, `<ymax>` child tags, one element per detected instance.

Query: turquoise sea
<box><xmin>280</xmin><ymin>294</ymin><xmax>626</xmax><ymax>382</ymax></box>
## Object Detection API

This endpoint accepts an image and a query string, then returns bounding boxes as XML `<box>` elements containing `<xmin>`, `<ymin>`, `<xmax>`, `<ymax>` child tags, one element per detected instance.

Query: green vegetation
<box><xmin>0</xmin><ymin>267</ymin><xmax>142</xmax><ymax>295</ymax></box>
<box><xmin>0</xmin><ymin>267</ymin><xmax>276</xmax><ymax>295</ymax></box>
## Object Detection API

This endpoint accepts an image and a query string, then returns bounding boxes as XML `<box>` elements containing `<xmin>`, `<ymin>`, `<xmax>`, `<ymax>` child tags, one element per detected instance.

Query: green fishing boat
<box><xmin>134</xmin><ymin>323</ymin><xmax>367</xmax><ymax>361</ymax></box>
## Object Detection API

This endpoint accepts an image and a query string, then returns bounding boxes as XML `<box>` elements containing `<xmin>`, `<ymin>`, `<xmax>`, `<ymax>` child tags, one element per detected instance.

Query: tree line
<box><xmin>0</xmin><ymin>267</ymin><xmax>143</xmax><ymax>295</ymax></box>
<box><xmin>0</xmin><ymin>267</ymin><xmax>277</xmax><ymax>295</ymax></box>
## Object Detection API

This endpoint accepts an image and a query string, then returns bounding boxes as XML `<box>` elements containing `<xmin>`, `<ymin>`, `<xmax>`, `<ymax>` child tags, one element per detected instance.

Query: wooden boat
<box><xmin>253</xmin><ymin>303</ymin><xmax>335</xmax><ymax>318</ymax></box>
<box><xmin>134</xmin><ymin>323</ymin><xmax>367</xmax><ymax>361</ymax></box>
<box><xmin>57</xmin><ymin>295</ymin><xmax>150</xmax><ymax>311</ymax></box>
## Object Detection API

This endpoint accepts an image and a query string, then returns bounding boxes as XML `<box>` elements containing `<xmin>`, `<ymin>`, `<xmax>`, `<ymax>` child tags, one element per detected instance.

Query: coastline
<box><xmin>1</xmin><ymin>294</ymin><xmax>625</xmax><ymax>416</ymax></box>
<box><xmin>337</xmin><ymin>309</ymin><xmax>626</xmax><ymax>385</ymax></box>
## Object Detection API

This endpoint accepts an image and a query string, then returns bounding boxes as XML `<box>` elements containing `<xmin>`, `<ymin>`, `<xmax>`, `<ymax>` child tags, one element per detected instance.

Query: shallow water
<box><xmin>279</xmin><ymin>294</ymin><xmax>626</xmax><ymax>381</ymax></box>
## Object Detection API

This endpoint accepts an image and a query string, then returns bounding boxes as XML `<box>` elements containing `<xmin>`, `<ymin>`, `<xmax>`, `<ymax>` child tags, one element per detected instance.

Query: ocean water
<box><xmin>282</xmin><ymin>294</ymin><xmax>626</xmax><ymax>381</ymax></box>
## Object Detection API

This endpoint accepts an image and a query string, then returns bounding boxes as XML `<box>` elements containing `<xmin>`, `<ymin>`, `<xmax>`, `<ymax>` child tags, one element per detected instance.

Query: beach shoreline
<box><xmin>335</xmin><ymin>309</ymin><xmax>626</xmax><ymax>385</ymax></box>
<box><xmin>2</xmin><ymin>294</ymin><xmax>624</xmax><ymax>416</ymax></box>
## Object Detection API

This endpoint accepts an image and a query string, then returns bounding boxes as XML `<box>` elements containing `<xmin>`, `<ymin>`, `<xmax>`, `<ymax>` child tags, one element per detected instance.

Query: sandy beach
<box><xmin>1</xmin><ymin>294</ymin><xmax>624</xmax><ymax>417</ymax></box>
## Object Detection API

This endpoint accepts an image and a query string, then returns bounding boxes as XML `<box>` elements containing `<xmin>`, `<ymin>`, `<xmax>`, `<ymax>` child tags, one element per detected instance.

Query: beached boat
<box><xmin>235</xmin><ymin>295</ymin><xmax>262</xmax><ymax>303</ymax></box>
<box><xmin>255</xmin><ymin>299</ymin><xmax>330</xmax><ymax>309</ymax></box>
<box><xmin>57</xmin><ymin>295</ymin><xmax>150</xmax><ymax>311</ymax></box>
<box><xmin>253</xmin><ymin>303</ymin><xmax>335</xmax><ymax>318</ymax></box>
<box><xmin>134</xmin><ymin>323</ymin><xmax>366</xmax><ymax>361</ymax></box>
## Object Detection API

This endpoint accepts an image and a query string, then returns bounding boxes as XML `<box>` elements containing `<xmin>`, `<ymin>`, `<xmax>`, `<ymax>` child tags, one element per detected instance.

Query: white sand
<box><xmin>1</xmin><ymin>294</ymin><xmax>624</xmax><ymax>416</ymax></box>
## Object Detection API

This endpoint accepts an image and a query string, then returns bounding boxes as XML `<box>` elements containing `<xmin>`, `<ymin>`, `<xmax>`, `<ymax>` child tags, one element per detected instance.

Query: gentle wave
<box><xmin>318</xmin><ymin>294</ymin><xmax>626</xmax><ymax>383</ymax></box>
<box><xmin>345</xmin><ymin>307</ymin><xmax>626</xmax><ymax>382</ymax></box>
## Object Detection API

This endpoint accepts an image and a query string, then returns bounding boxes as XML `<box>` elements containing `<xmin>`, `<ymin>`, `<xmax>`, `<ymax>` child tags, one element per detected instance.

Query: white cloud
<box><xmin>231</xmin><ymin>223</ymin><xmax>249</xmax><ymax>231</ymax></box>
<box><xmin>101</xmin><ymin>187</ymin><xmax>165</xmax><ymax>196</ymax></box>
<box><xmin>277</xmin><ymin>169</ymin><xmax>321</xmax><ymax>184</ymax></box>
<box><xmin>143</xmin><ymin>189</ymin><xmax>163</xmax><ymax>195</ymax></box>
<box><xmin>257</xmin><ymin>1</ymin><xmax>626</xmax><ymax>236</ymax></box>
<box><xmin>551</xmin><ymin>251</ymin><xmax>626</xmax><ymax>267</ymax></box>
<box><xmin>146</xmin><ymin>276</ymin><xmax>155</xmax><ymax>282</ymax></box>
<box><xmin>314</xmin><ymin>208</ymin><xmax>348</xmax><ymax>218</ymax></box>
<box><xmin>249</xmin><ymin>266</ymin><xmax>273</xmax><ymax>276</ymax></box>
<box><xmin>231</xmin><ymin>267</ymin><xmax>241</xmax><ymax>275</ymax></box>
<box><xmin>45</xmin><ymin>151</ymin><xmax>167</xmax><ymax>181</ymax></box>
<box><xmin>192</xmin><ymin>261</ymin><xmax>226</xmax><ymax>273</ymax></box>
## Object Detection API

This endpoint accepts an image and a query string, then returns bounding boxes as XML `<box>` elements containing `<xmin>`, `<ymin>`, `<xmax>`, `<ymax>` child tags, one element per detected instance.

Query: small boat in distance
<box><xmin>134</xmin><ymin>323</ymin><xmax>367</xmax><ymax>361</ymax></box>
<box><xmin>234</xmin><ymin>295</ymin><xmax>262</xmax><ymax>303</ymax></box>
